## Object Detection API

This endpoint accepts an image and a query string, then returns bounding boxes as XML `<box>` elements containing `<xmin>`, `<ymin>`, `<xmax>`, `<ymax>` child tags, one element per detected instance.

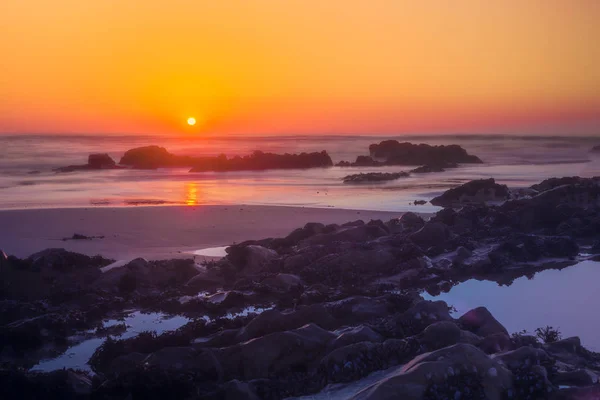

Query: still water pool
<box><xmin>424</xmin><ymin>260</ymin><xmax>600</xmax><ymax>351</ymax></box>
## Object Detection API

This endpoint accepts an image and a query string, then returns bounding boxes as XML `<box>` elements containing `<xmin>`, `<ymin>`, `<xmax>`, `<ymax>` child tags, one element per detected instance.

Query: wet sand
<box><xmin>0</xmin><ymin>205</ymin><xmax>410</xmax><ymax>260</ymax></box>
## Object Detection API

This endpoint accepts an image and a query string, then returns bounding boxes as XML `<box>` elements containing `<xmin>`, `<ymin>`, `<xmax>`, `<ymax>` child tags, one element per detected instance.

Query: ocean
<box><xmin>1</xmin><ymin>134</ymin><xmax>599</xmax><ymax>211</ymax></box>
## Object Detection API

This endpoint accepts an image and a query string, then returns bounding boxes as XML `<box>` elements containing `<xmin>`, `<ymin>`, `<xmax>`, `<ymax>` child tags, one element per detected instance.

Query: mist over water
<box><xmin>1</xmin><ymin>134</ymin><xmax>599</xmax><ymax>211</ymax></box>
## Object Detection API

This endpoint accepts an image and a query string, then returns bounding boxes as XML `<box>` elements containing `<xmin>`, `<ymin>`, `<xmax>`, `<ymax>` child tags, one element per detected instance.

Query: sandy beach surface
<box><xmin>0</xmin><ymin>205</ymin><xmax>407</xmax><ymax>260</ymax></box>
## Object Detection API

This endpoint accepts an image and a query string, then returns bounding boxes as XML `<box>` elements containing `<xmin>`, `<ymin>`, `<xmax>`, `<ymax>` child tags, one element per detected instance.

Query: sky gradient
<box><xmin>1</xmin><ymin>0</ymin><xmax>599</xmax><ymax>135</ymax></box>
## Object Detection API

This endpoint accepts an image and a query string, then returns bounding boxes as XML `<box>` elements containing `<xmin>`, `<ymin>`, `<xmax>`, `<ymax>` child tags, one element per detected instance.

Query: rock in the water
<box><xmin>119</xmin><ymin>146</ymin><xmax>334</xmax><ymax>171</ymax></box>
<box><xmin>342</xmin><ymin>172</ymin><xmax>409</xmax><ymax>184</ymax></box>
<box><xmin>55</xmin><ymin>153</ymin><xmax>121</xmax><ymax>172</ymax></box>
<box><xmin>368</xmin><ymin>141</ymin><xmax>483</xmax><ymax>165</ymax></box>
<box><xmin>88</xmin><ymin>153</ymin><xmax>116</xmax><ymax>168</ymax></box>
<box><xmin>410</xmin><ymin>162</ymin><xmax>458</xmax><ymax>174</ymax></box>
<box><xmin>430</xmin><ymin>178</ymin><xmax>510</xmax><ymax>207</ymax></box>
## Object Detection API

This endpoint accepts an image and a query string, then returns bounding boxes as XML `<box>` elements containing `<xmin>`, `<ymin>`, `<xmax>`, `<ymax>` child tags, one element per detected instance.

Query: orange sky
<box><xmin>1</xmin><ymin>0</ymin><xmax>599</xmax><ymax>135</ymax></box>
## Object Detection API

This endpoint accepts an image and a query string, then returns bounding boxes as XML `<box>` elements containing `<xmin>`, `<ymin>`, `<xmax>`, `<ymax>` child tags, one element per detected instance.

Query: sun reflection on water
<box><xmin>185</xmin><ymin>182</ymin><xmax>199</xmax><ymax>205</ymax></box>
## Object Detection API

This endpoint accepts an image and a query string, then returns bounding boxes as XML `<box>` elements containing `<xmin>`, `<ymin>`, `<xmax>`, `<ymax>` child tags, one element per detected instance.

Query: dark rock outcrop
<box><xmin>342</xmin><ymin>172</ymin><xmax>409</xmax><ymax>184</ymax></box>
<box><xmin>369</xmin><ymin>140</ymin><xmax>483</xmax><ymax>165</ymax></box>
<box><xmin>118</xmin><ymin>146</ymin><xmax>334</xmax><ymax>171</ymax></box>
<box><xmin>430</xmin><ymin>178</ymin><xmax>510</xmax><ymax>207</ymax></box>
<box><xmin>55</xmin><ymin>153</ymin><xmax>122</xmax><ymax>173</ymax></box>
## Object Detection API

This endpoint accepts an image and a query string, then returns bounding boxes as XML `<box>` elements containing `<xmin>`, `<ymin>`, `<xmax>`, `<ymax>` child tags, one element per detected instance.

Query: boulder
<box><xmin>459</xmin><ymin>307</ymin><xmax>508</xmax><ymax>337</ymax></box>
<box><xmin>430</xmin><ymin>179</ymin><xmax>510</xmax><ymax>207</ymax></box>
<box><xmin>225</xmin><ymin>245</ymin><xmax>279</xmax><ymax>273</ymax></box>
<box><xmin>235</xmin><ymin>304</ymin><xmax>337</xmax><ymax>343</ymax></box>
<box><xmin>260</xmin><ymin>273</ymin><xmax>303</xmax><ymax>292</ymax></box>
<box><xmin>491</xmin><ymin>346</ymin><xmax>551</xmax><ymax>370</ymax></box>
<box><xmin>331</xmin><ymin>325</ymin><xmax>384</xmax><ymax>349</ymax></box>
<box><xmin>478</xmin><ymin>333</ymin><xmax>513</xmax><ymax>354</ymax></box>
<box><xmin>217</xmin><ymin>323</ymin><xmax>335</xmax><ymax>380</ymax></box>
<box><xmin>351</xmin><ymin>343</ymin><xmax>512</xmax><ymax>400</ymax></box>
<box><xmin>419</xmin><ymin>321</ymin><xmax>461</xmax><ymax>350</ymax></box>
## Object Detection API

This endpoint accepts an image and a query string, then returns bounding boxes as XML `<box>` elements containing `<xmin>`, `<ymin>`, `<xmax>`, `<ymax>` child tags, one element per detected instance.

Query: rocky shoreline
<box><xmin>1</xmin><ymin>176</ymin><xmax>600</xmax><ymax>399</ymax></box>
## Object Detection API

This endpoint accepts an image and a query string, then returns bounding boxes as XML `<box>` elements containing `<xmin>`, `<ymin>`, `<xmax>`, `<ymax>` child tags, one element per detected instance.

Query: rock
<box><xmin>54</xmin><ymin>153</ymin><xmax>122</xmax><ymax>172</ymax></box>
<box><xmin>459</xmin><ymin>330</ymin><xmax>484</xmax><ymax>345</ymax></box>
<box><xmin>431</xmin><ymin>178</ymin><xmax>510</xmax><ymax>207</ymax></box>
<box><xmin>410</xmin><ymin>162</ymin><xmax>458</xmax><ymax>174</ymax></box>
<box><xmin>368</xmin><ymin>140</ymin><xmax>483</xmax><ymax>165</ymax></box>
<box><xmin>331</xmin><ymin>325</ymin><xmax>384</xmax><ymax>349</ymax></box>
<box><xmin>459</xmin><ymin>307</ymin><xmax>508</xmax><ymax>337</ymax></box>
<box><xmin>225</xmin><ymin>245</ymin><xmax>279</xmax><ymax>273</ymax></box>
<box><xmin>119</xmin><ymin>145</ymin><xmax>195</xmax><ymax>168</ymax></box>
<box><xmin>530</xmin><ymin>176</ymin><xmax>600</xmax><ymax>193</ymax></box>
<box><xmin>109</xmin><ymin>352</ymin><xmax>148</xmax><ymax>375</ymax></box>
<box><xmin>553</xmin><ymin>369</ymin><xmax>599</xmax><ymax>387</ymax></box>
<box><xmin>219</xmin><ymin>380</ymin><xmax>261</xmax><ymax>400</ymax></box>
<box><xmin>342</xmin><ymin>172</ymin><xmax>409</xmax><ymax>184</ymax></box>
<box><xmin>119</xmin><ymin>146</ymin><xmax>334</xmax><ymax>171</ymax></box>
<box><xmin>88</xmin><ymin>153</ymin><xmax>116</xmax><ymax>168</ymax></box>
<box><xmin>0</xmin><ymin>249</ymin><xmax>8</xmax><ymax>271</ymax></box>
<box><xmin>409</xmin><ymin>222</ymin><xmax>450</xmax><ymax>249</ymax></box>
<box><xmin>413</xmin><ymin>200</ymin><xmax>427</xmax><ymax>205</ymax></box>
<box><xmin>217</xmin><ymin>323</ymin><xmax>335</xmax><ymax>380</ymax></box>
<box><xmin>235</xmin><ymin>304</ymin><xmax>337</xmax><ymax>343</ymax></box>
<box><xmin>27</xmin><ymin>248</ymin><xmax>110</xmax><ymax>272</ymax></box>
<box><xmin>491</xmin><ymin>346</ymin><xmax>551</xmax><ymax>370</ymax></box>
<box><xmin>143</xmin><ymin>347</ymin><xmax>204</xmax><ymax>370</ymax></box>
<box><xmin>420</xmin><ymin>321</ymin><xmax>461</xmax><ymax>350</ymax></box>
<box><xmin>478</xmin><ymin>333</ymin><xmax>513</xmax><ymax>354</ymax></box>
<box><xmin>260</xmin><ymin>273</ymin><xmax>303</xmax><ymax>292</ymax></box>
<box><xmin>351</xmin><ymin>343</ymin><xmax>511</xmax><ymax>400</ymax></box>
<box><xmin>65</xmin><ymin>371</ymin><xmax>92</xmax><ymax>396</ymax></box>
<box><xmin>244</xmin><ymin>245</ymin><xmax>279</xmax><ymax>272</ymax></box>
<box><xmin>190</xmin><ymin>150</ymin><xmax>334</xmax><ymax>172</ymax></box>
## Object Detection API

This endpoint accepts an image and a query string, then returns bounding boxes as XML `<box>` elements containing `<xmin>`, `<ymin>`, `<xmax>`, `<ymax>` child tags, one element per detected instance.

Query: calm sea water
<box><xmin>1</xmin><ymin>134</ymin><xmax>599</xmax><ymax>211</ymax></box>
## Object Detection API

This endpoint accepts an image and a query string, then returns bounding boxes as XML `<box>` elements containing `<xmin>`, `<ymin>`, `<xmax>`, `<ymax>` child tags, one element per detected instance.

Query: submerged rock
<box><xmin>410</xmin><ymin>162</ymin><xmax>458</xmax><ymax>174</ymax></box>
<box><xmin>342</xmin><ymin>172</ymin><xmax>409</xmax><ymax>184</ymax></box>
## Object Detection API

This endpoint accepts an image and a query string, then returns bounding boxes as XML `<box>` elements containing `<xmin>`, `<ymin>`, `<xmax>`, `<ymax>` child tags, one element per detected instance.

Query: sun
<box><xmin>187</xmin><ymin>117</ymin><xmax>196</xmax><ymax>126</ymax></box>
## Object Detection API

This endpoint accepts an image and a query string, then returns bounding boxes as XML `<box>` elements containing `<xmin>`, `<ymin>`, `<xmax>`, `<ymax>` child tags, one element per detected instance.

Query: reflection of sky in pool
<box><xmin>31</xmin><ymin>311</ymin><xmax>191</xmax><ymax>372</ymax></box>
<box><xmin>425</xmin><ymin>261</ymin><xmax>600</xmax><ymax>351</ymax></box>
<box><xmin>30</xmin><ymin>305</ymin><xmax>274</xmax><ymax>372</ymax></box>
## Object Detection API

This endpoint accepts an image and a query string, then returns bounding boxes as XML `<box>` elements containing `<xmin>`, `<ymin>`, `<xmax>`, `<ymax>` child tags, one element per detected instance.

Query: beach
<box><xmin>0</xmin><ymin>205</ymin><xmax>403</xmax><ymax>260</ymax></box>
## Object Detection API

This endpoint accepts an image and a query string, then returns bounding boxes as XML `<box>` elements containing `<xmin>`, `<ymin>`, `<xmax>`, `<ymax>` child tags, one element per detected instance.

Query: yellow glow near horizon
<box><xmin>187</xmin><ymin>117</ymin><xmax>197</xmax><ymax>127</ymax></box>
<box><xmin>1</xmin><ymin>0</ymin><xmax>599</xmax><ymax>135</ymax></box>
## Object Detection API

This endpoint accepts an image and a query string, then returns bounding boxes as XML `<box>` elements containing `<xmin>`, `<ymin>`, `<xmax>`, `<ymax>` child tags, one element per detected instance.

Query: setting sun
<box><xmin>187</xmin><ymin>117</ymin><xmax>196</xmax><ymax>126</ymax></box>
